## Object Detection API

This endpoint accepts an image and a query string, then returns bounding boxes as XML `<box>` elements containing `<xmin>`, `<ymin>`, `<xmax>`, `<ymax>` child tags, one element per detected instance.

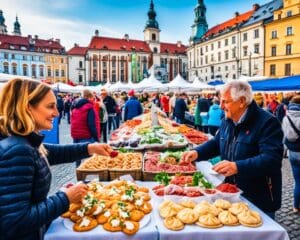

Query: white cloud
<box><xmin>0</xmin><ymin>0</ymin><xmax>123</xmax><ymax>49</ymax></box>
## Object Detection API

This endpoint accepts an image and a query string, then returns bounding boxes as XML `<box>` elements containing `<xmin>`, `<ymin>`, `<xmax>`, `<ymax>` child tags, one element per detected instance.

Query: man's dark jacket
<box><xmin>194</xmin><ymin>101</ymin><xmax>283</xmax><ymax>212</ymax></box>
<box><xmin>0</xmin><ymin>133</ymin><xmax>90</xmax><ymax>240</ymax></box>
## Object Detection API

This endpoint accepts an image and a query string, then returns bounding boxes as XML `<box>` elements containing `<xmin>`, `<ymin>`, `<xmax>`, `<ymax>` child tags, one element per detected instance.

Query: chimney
<box><xmin>253</xmin><ymin>4</ymin><xmax>260</xmax><ymax>11</ymax></box>
<box><xmin>235</xmin><ymin>12</ymin><xmax>239</xmax><ymax>17</ymax></box>
<box><xmin>55</xmin><ymin>38</ymin><xmax>60</xmax><ymax>43</ymax></box>
<box><xmin>34</xmin><ymin>35</ymin><xmax>38</xmax><ymax>39</ymax></box>
<box><xmin>28</xmin><ymin>34</ymin><xmax>32</xmax><ymax>39</ymax></box>
<box><xmin>95</xmin><ymin>29</ymin><xmax>99</xmax><ymax>36</ymax></box>
<box><xmin>177</xmin><ymin>41</ymin><xmax>182</xmax><ymax>47</ymax></box>
<box><xmin>124</xmin><ymin>33</ymin><xmax>129</xmax><ymax>41</ymax></box>
<box><xmin>74</xmin><ymin>43</ymin><xmax>78</xmax><ymax>47</ymax></box>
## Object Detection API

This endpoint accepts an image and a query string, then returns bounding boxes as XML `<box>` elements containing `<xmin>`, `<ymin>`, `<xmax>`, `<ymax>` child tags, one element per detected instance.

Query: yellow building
<box><xmin>265</xmin><ymin>0</ymin><xmax>300</xmax><ymax>77</ymax></box>
<box><xmin>45</xmin><ymin>54</ymin><xmax>68</xmax><ymax>83</ymax></box>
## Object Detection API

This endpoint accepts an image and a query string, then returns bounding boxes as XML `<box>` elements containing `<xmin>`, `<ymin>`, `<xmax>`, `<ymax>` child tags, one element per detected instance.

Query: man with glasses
<box><xmin>181</xmin><ymin>81</ymin><xmax>283</xmax><ymax>219</ymax></box>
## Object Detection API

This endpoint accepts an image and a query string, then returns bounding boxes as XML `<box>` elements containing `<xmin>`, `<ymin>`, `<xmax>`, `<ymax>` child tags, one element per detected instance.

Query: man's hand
<box><xmin>65</xmin><ymin>183</ymin><xmax>88</xmax><ymax>203</ymax></box>
<box><xmin>180</xmin><ymin>150</ymin><xmax>198</xmax><ymax>164</ymax></box>
<box><xmin>87</xmin><ymin>143</ymin><xmax>113</xmax><ymax>156</ymax></box>
<box><xmin>212</xmin><ymin>160</ymin><xmax>238</xmax><ymax>177</ymax></box>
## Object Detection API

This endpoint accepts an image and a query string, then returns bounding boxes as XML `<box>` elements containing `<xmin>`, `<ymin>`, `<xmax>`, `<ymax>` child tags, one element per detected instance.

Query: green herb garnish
<box><xmin>154</xmin><ymin>172</ymin><xmax>171</xmax><ymax>186</ymax></box>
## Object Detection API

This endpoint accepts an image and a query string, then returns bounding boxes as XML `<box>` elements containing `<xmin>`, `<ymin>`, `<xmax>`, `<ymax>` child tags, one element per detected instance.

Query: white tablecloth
<box><xmin>45</xmin><ymin>181</ymin><xmax>289</xmax><ymax>240</ymax></box>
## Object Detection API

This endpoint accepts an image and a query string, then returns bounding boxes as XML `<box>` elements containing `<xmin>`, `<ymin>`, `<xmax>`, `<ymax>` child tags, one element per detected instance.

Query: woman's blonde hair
<box><xmin>0</xmin><ymin>78</ymin><xmax>52</xmax><ymax>137</ymax></box>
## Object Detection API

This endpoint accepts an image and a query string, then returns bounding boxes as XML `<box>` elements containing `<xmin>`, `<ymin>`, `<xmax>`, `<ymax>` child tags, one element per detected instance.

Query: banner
<box><xmin>131</xmin><ymin>53</ymin><xmax>137</xmax><ymax>82</ymax></box>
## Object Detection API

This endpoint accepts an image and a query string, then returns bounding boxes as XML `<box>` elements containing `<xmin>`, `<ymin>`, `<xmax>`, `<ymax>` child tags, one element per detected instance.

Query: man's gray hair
<box><xmin>220</xmin><ymin>80</ymin><xmax>253</xmax><ymax>105</ymax></box>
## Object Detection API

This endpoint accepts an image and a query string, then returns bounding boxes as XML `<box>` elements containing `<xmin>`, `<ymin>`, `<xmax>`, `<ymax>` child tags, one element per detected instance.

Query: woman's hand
<box><xmin>65</xmin><ymin>183</ymin><xmax>88</xmax><ymax>203</ymax></box>
<box><xmin>179</xmin><ymin>150</ymin><xmax>198</xmax><ymax>164</ymax></box>
<box><xmin>87</xmin><ymin>143</ymin><xmax>113</xmax><ymax>156</ymax></box>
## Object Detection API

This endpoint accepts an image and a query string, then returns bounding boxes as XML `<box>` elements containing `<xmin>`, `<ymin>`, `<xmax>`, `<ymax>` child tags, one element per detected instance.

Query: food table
<box><xmin>45</xmin><ymin>181</ymin><xmax>289</xmax><ymax>240</ymax></box>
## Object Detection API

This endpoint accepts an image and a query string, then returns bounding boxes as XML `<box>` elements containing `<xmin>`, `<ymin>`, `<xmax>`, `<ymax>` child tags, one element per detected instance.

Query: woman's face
<box><xmin>29</xmin><ymin>91</ymin><xmax>59</xmax><ymax>131</ymax></box>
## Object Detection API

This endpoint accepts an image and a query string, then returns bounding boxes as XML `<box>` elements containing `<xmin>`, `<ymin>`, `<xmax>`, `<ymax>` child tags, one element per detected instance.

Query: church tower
<box><xmin>12</xmin><ymin>16</ymin><xmax>21</xmax><ymax>36</ymax></box>
<box><xmin>0</xmin><ymin>10</ymin><xmax>8</xmax><ymax>34</ymax></box>
<box><xmin>190</xmin><ymin>0</ymin><xmax>208</xmax><ymax>43</ymax></box>
<box><xmin>144</xmin><ymin>0</ymin><xmax>160</xmax><ymax>49</ymax></box>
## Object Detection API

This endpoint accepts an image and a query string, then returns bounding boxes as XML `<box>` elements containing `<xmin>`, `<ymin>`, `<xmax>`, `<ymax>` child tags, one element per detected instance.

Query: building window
<box><xmin>243</xmin><ymin>33</ymin><xmax>248</xmax><ymax>41</ymax></box>
<box><xmin>23</xmin><ymin>64</ymin><xmax>28</xmax><ymax>76</ymax></box>
<box><xmin>61</xmin><ymin>69</ymin><xmax>65</xmax><ymax>77</ymax></box>
<box><xmin>79</xmin><ymin>74</ymin><xmax>83</xmax><ymax>83</ymax></box>
<box><xmin>153</xmin><ymin>47</ymin><xmax>158</xmax><ymax>53</ymax></box>
<box><xmin>55</xmin><ymin>69</ymin><xmax>59</xmax><ymax>77</ymax></box>
<box><xmin>39</xmin><ymin>65</ymin><xmax>44</xmax><ymax>77</ymax></box>
<box><xmin>243</xmin><ymin>46</ymin><xmax>248</xmax><ymax>57</ymax></box>
<box><xmin>211</xmin><ymin>43</ymin><xmax>214</xmax><ymax>50</ymax></box>
<box><xmin>225</xmin><ymin>39</ymin><xmax>228</xmax><ymax>46</ymax></box>
<box><xmin>210</xmin><ymin>54</ymin><xmax>214</xmax><ymax>62</ymax></box>
<box><xmin>271</xmin><ymin>30</ymin><xmax>277</xmax><ymax>39</ymax></box>
<box><xmin>205</xmin><ymin>56</ymin><xmax>208</xmax><ymax>64</ymax></box>
<box><xmin>12</xmin><ymin>63</ymin><xmax>17</xmax><ymax>75</ymax></box>
<box><xmin>93</xmin><ymin>70</ymin><xmax>97</xmax><ymax>81</ymax></box>
<box><xmin>205</xmin><ymin>46</ymin><xmax>208</xmax><ymax>52</ymax></box>
<box><xmin>61</xmin><ymin>58</ymin><xmax>64</xmax><ymax>64</ymax></box>
<box><xmin>286</xmin><ymin>44</ymin><xmax>292</xmax><ymax>55</ymax></box>
<box><xmin>218</xmin><ymin>52</ymin><xmax>221</xmax><ymax>62</ymax></box>
<box><xmin>285</xmin><ymin>63</ymin><xmax>291</xmax><ymax>76</ymax></box>
<box><xmin>23</xmin><ymin>55</ymin><xmax>26</xmax><ymax>60</ymax></box>
<box><xmin>112</xmin><ymin>69</ymin><xmax>116</xmax><ymax>82</ymax></box>
<box><xmin>218</xmin><ymin>41</ymin><xmax>221</xmax><ymax>48</ymax></box>
<box><xmin>79</xmin><ymin>61</ymin><xmax>83</xmax><ymax>68</ymax></box>
<box><xmin>3</xmin><ymin>63</ymin><xmax>9</xmax><ymax>73</ymax></box>
<box><xmin>232</xmin><ymin>48</ymin><xmax>236</xmax><ymax>58</ymax></box>
<box><xmin>31</xmin><ymin>56</ymin><xmax>35</xmax><ymax>61</ymax></box>
<box><xmin>152</xmin><ymin>33</ymin><xmax>156</xmax><ymax>41</ymax></box>
<box><xmin>47</xmin><ymin>67</ymin><xmax>51</xmax><ymax>77</ymax></box>
<box><xmin>225</xmin><ymin>50</ymin><xmax>229</xmax><ymax>60</ymax></box>
<box><xmin>32</xmin><ymin>65</ymin><xmax>36</xmax><ymax>77</ymax></box>
<box><xmin>39</xmin><ymin>56</ymin><xmax>43</xmax><ymax>61</ymax></box>
<box><xmin>270</xmin><ymin>64</ymin><xmax>276</xmax><ymax>76</ymax></box>
<box><xmin>271</xmin><ymin>46</ymin><xmax>277</xmax><ymax>56</ymax></box>
<box><xmin>232</xmin><ymin>36</ymin><xmax>236</xmax><ymax>44</ymax></box>
<box><xmin>225</xmin><ymin>65</ymin><xmax>228</xmax><ymax>71</ymax></box>
<box><xmin>286</xmin><ymin>10</ymin><xmax>292</xmax><ymax>17</ymax></box>
<box><xmin>11</xmin><ymin>54</ymin><xmax>15</xmax><ymax>60</ymax></box>
<box><xmin>286</xmin><ymin>26</ymin><xmax>293</xmax><ymax>36</ymax></box>
<box><xmin>254</xmin><ymin>44</ymin><xmax>259</xmax><ymax>54</ymax></box>
<box><xmin>254</xmin><ymin>29</ymin><xmax>259</xmax><ymax>38</ymax></box>
<box><xmin>4</xmin><ymin>53</ymin><xmax>8</xmax><ymax>59</ymax></box>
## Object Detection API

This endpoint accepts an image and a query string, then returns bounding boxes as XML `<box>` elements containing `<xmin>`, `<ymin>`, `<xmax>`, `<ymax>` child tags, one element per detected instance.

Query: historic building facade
<box><xmin>265</xmin><ymin>0</ymin><xmax>300</xmax><ymax>77</ymax></box>
<box><xmin>187</xmin><ymin>0</ymin><xmax>282</xmax><ymax>82</ymax></box>
<box><xmin>67</xmin><ymin>0</ymin><xmax>188</xmax><ymax>85</ymax></box>
<box><xmin>0</xmin><ymin>11</ymin><xmax>67</xmax><ymax>83</ymax></box>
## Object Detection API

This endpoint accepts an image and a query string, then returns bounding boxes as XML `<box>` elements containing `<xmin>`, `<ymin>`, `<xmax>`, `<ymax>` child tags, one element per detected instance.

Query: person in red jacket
<box><xmin>71</xmin><ymin>89</ymin><xmax>100</xmax><ymax>166</ymax></box>
<box><xmin>160</xmin><ymin>92</ymin><xmax>170</xmax><ymax>117</ymax></box>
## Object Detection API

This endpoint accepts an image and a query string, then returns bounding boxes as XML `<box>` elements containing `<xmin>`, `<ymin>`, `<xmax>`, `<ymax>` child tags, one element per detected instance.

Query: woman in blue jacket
<box><xmin>207</xmin><ymin>97</ymin><xmax>224</xmax><ymax>136</ymax></box>
<box><xmin>0</xmin><ymin>79</ymin><xmax>112</xmax><ymax>240</ymax></box>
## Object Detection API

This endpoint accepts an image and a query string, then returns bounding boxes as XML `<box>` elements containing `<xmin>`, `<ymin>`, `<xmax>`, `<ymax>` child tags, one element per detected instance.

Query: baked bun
<box><xmin>179</xmin><ymin>200</ymin><xmax>196</xmax><ymax>209</ymax></box>
<box><xmin>164</xmin><ymin>216</ymin><xmax>185</xmax><ymax>231</ymax></box>
<box><xmin>218</xmin><ymin>210</ymin><xmax>239</xmax><ymax>226</ymax></box>
<box><xmin>214</xmin><ymin>199</ymin><xmax>231</xmax><ymax>210</ymax></box>
<box><xmin>237</xmin><ymin>210</ymin><xmax>262</xmax><ymax>227</ymax></box>
<box><xmin>73</xmin><ymin>216</ymin><xmax>98</xmax><ymax>232</ymax></box>
<box><xmin>229</xmin><ymin>202</ymin><xmax>249</xmax><ymax>215</ymax></box>
<box><xmin>196</xmin><ymin>213</ymin><xmax>223</xmax><ymax>228</ymax></box>
<box><xmin>177</xmin><ymin>208</ymin><xmax>199</xmax><ymax>224</ymax></box>
<box><xmin>194</xmin><ymin>202</ymin><xmax>220</xmax><ymax>216</ymax></box>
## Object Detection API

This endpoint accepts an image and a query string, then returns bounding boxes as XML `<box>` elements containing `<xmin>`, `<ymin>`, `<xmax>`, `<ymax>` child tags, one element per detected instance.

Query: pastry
<box><xmin>237</xmin><ymin>210</ymin><xmax>262</xmax><ymax>227</ymax></box>
<box><xmin>214</xmin><ymin>199</ymin><xmax>231</xmax><ymax>210</ymax></box>
<box><xmin>69</xmin><ymin>203</ymin><xmax>81</xmax><ymax>213</ymax></box>
<box><xmin>218</xmin><ymin>210</ymin><xmax>239</xmax><ymax>226</ymax></box>
<box><xmin>138</xmin><ymin>201</ymin><xmax>153</xmax><ymax>214</ymax></box>
<box><xmin>73</xmin><ymin>216</ymin><xmax>98</xmax><ymax>232</ymax></box>
<box><xmin>130</xmin><ymin>209</ymin><xmax>145</xmax><ymax>221</ymax></box>
<box><xmin>103</xmin><ymin>217</ymin><xmax>123</xmax><ymax>232</ymax></box>
<box><xmin>122</xmin><ymin>220</ymin><xmax>140</xmax><ymax>235</ymax></box>
<box><xmin>179</xmin><ymin>200</ymin><xmax>196</xmax><ymax>209</ymax></box>
<box><xmin>177</xmin><ymin>208</ymin><xmax>199</xmax><ymax>224</ymax></box>
<box><xmin>159</xmin><ymin>201</ymin><xmax>183</xmax><ymax>218</ymax></box>
<box><xmin>196</xmin><ymin>213</ymin><xmax>223</xmax><ymax>228</ymax></box>
<box><xmin>61</xmin><ymin>211</ymin><xmax>71</xmax><ymax>218</ymax></box>
<box><xmin>164</xmin><ymin>216</ymin><xmax>185</xmax><ymax>231</ymax></box>
<box><xmin>229</xmin><ymin>202</ymin><xmax>249</xmax><ymax>215</ymax></box>
<box><xmin>96</xmin><ymin>210</ymin><xmax>116</xmax><ymax>224</ymax></box>
<box><xmin>194</xmin><ymin>202</ymin><xmax>220</xmax><ymax>216</ymax></box>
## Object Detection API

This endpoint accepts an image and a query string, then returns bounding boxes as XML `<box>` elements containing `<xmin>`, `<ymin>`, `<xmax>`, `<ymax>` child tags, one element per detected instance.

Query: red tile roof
<box><xmin>160</xmin><ymin>42</ymin><xmax>186</xmax><ymax>55</ymax></box>
<box><xmin>203</xmin><ymin>9</ymin><xmax>255</xmax><ymax>38</ymax></box>
<box><xmin>0</xmin><ymin>34</ymin><xmax>65</xmax><ymax>53</ymax></box>
<box><xmin>88</xmin><ymin>36</ymin><xmax>151</xmax><ymax>53</ymax></box>
<box><xmin>67</xmin><ymin>46</ymin><xmax>87</xmax><ymax>56</ymax></box>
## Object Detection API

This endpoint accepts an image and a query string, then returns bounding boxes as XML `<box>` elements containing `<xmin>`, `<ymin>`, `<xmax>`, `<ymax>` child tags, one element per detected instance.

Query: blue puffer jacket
<box><xmin>124</xmin><ymin>96</ymin><xmax>143</xmax><ymax>121</ymax></box>
<box><xmin>207</xmin><ymin>104</ymin><xmax>224</xmax><ymax>127</ymax></box>
<box><xmin>0</xmin><ymin>133</ymin><xmax>90</xmax><ymax>240</ymax></box>
<box><xmin>194</xmin><ymin>101</ymin><xmax>283</xmax><ymax>212</ymax></box>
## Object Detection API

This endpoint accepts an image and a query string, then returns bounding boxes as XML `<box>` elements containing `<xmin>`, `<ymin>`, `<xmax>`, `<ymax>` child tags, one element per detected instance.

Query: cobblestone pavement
<box><xmin>50</xmin><ymin>118</ymin><xmax>299</xmax><ymax>239</ymax></box>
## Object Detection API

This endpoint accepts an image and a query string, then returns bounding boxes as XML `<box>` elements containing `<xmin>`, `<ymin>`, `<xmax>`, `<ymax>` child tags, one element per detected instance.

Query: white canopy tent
<box><xmin>51</xmin><ymin>82</ymin><xmax>78</xmax><ymax>93</ymax></box>
<box><xmin>166</xmin><ymin>74</ymin><xmax>193</xmax><ymax>91</ymax></box>
<box><xmin>108</xmin><ymin>81</ymin><xmax>134</xmax><ymax>92</ymax></box>
<box><xmin>135</xmin><ymin>74</ymin><xmax>166</xmax><ymax>91</ymax></box>
<box><xmin>189</xmin><ymin>76</ymin><xmax>215</xmax><ymax>91</ymax></box>
<box><xmin>238</xmin><ymin>75</ymin><xmax>268</xmax><ymax>82</ymax></box>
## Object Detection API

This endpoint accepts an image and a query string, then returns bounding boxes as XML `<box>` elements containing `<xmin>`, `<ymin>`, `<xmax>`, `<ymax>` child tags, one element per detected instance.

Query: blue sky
<box><xmin>1</xmin><ymin>0</ymin><xmax>270</xmax><ymax>49</ymax></box>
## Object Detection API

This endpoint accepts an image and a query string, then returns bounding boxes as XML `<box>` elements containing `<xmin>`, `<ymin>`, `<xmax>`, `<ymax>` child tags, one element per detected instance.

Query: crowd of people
<box><xmin>1</xmin><ymin>77</ymin><xmax>299</xmax><ymax>239</ymax></box>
